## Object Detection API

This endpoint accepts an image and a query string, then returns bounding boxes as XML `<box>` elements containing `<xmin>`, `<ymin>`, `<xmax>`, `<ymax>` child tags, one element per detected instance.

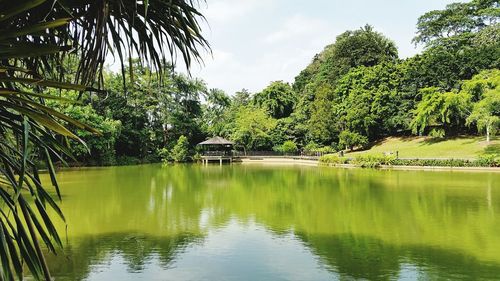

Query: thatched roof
<box><xmin>198</xmin><ymin>136</ymin><xmax>234</xmax><ymax>145</ymax></box>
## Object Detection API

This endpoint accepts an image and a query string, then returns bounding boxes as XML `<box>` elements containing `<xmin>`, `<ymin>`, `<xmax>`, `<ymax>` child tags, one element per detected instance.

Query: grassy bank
<box><xmin>346</xmin><ymin>136</ymin><xmax>499</xmax><ymax>159</ymax></box>
<box><xmin>319</xmin><ymin>136</ymin><xmax>500</xmax><ymax>168</ymax></box>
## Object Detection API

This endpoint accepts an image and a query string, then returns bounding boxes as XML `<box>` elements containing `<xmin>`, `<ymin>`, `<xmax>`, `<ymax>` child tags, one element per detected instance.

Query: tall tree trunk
<box><xmin>486</xmin><ymin>125</ymin><xmax>490</xmax><ymax>143</ymax></box>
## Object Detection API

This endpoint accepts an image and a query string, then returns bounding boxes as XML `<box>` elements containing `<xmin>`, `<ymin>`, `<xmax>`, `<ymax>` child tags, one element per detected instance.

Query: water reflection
<box><xmin>40</xmin><ymin>164</ymin><xmax>500</xmax><ymax>280</ymax></box>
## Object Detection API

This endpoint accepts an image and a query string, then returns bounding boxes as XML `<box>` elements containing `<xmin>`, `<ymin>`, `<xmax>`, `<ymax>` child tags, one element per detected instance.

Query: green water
<box><xmin>41</xmin><ymin>164</ymin><xmax>500</xmax><ymax>280</ymax></box>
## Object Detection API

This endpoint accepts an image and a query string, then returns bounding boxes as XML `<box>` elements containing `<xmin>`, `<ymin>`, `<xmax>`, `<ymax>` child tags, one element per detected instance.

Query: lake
<box><xmin>41</xmin><ymin>164</ymin><xmax>500</xmax><ymax>280</ymax></box>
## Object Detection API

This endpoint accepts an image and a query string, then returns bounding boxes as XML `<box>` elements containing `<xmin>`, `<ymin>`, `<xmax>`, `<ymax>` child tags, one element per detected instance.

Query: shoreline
<box><xmin>237</xmin><ymin>157</ymin><xmax>319</xmax><ymax>167</ymax></box>
<box><xmin>237</xmin><ymin>157</ymin><xmax>500</xmax><ymax>172</ymax></box>
<box><xmin>49</xmin><ymin>157</ymin><xmax>500</xmax><ymax>173</ymax></box>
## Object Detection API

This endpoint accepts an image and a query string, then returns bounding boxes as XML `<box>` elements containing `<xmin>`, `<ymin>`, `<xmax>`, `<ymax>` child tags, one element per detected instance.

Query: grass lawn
<box><xmin>346</xmin><ymin>136</ymin><xmax>500</xmax><ymax>159</ymax></box>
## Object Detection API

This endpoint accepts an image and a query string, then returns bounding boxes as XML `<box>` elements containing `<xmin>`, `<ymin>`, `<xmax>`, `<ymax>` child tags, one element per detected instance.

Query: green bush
<box><xmin>158</xmin><ymin>147</ymin><xmax>171</xmax><ymax>163</ymax></box>
<box><xmin>282</xmin><ymin>140</ymin><xmax>298</xmax><ymax>154</ymax></box>
<box><xmin>319</xmin><ymin>153</ymin><xmax>499</xmax><ymax>168</ymax></box>
<box><xmin>304</xmin><ymin>142</ymin><xmax>336</xmax><ymax>155</ymax></box>
<box><xmin>192</xmin><ymin>152</ymin><xmax>202</xmax><ymax>163</ymax></box>
<box><xmin>319</xmin><ymin>154</ymin><xmax>349</xmax><ymax>165</ymax></box>
<box><xmin>304</xmin><ymin>142</ymin><xmax>320</xmax><ymax>152</ymax></box>
<box><xmin>475</xmin><ymin>154</ymin><xmax>500</xmax><ymax>167</ymax></box>
<box><xmin>391</xmin><ymin>157</ymin><xmax>499</xmax><ymax>167</ymax></box>
<box><xmin>317</xmin><ymin>146</ymin><xmax>336</xmax><ymax>154</ymax></box>
<box><xmin>351</xmin><ymin>154</ymin><xmax>396</xmax><ymax>168</ymax></box>
<box><xmin>171</xmin><ymin>135</ymin><xmax>190</xmax><ymax>162</ymax></box>
<box><xmin>274</xmin><ymin>140</ymin><xmax>299</xmax><ymax>154</ymax></box>
<box><xmin>338</xmin><ymin>130</ymin><xmax>368</xmax><ymax>151</ymax></box>
<box><xmin>428</xmin><ymin>128</ymin><xmax>445</xmax><ymax>138</ymax></box>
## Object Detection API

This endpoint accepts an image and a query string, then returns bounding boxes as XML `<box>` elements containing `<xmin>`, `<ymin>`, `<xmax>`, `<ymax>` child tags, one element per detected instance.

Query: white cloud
<box><xmin>179</xmin><ymin>0</ymin><xmax>457</xmax><ymax>96</ymax></box>
<box><xmin>203</xmin><ymin>0</ymin><xmax>274</xmax><ymax>23</ymax></box>
<box><xmin>264</xmin><ymin>14</ymin><xmax>330</xmax><ymax>44</ymax></box>
<box><xmin>189</xmin><ymin>13</ymin><xmax>339</xmax><ymax>95</ymax></box>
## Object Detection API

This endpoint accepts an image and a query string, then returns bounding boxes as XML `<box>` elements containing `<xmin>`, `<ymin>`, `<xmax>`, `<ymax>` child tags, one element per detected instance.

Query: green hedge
<box><xmin>319</xmin><ymin>153</ymin><xmax>499</xmax><ymax>168</ymax></box>
<box><xmin>351</xmin><ymin>154</ymin><xmax>396</xmax><ymax>168</ymax></box>
<box><xmin>318</xmin><ymin>155</ymin><xmax>349</xmax><ymax>165</ymax></box>
<box><xmin>392</xmin><ymin>155</ymin><xmax>499</xmax><ymax>167</ymax></box>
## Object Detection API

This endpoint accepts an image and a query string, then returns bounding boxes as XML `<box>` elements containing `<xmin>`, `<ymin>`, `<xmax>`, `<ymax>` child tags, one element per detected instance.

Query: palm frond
<box><xmin>0</xmin><ymin>0</ymin><xmax>209</xmax><ymax>280</ymax></box>
<box><xmin>3</xmin><ymin>0</ymin><xmax>210</xmax><ymax>86</ymax></box>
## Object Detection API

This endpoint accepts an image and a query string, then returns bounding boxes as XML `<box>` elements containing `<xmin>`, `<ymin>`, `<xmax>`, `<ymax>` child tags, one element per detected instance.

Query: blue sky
<box><xmin>185</xmin><ymin>0</ymin><xmax>461</xmax><ymax>94</ymax></box>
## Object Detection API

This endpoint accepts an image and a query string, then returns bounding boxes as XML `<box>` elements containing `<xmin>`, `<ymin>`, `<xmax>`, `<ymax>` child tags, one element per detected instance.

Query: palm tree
<box><xmin>0</xmin><ymin>1</ymin><xmax>209</xmax><ymax>280</ymax></box>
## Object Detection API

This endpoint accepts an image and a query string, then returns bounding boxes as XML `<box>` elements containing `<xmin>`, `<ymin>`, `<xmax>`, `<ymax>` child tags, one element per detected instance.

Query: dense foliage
<box><xmin>45</xmin><ymin>0</ymin><xmax>499</xmax><ymax>167</ymax></box>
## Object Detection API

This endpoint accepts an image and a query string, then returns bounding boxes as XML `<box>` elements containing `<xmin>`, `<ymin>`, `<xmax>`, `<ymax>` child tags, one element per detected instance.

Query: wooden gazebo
<box><xmin>197</xmin><ymin>137</ymin><xmax>234</xmax><ymax>164</ymax></box>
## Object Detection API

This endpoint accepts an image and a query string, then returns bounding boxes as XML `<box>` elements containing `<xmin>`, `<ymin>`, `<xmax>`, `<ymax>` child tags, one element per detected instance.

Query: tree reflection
<box><xmin>41</xmin><ymin>164</ymin><xmax>500</xmax><ymax>280</ymax></box>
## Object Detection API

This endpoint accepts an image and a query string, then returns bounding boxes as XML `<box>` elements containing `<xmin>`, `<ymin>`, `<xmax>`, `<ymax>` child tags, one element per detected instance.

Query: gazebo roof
<box><xmin>198</xmin><ymin>136</ymin><xmax>234</xmax><ymax>146</ymax></box>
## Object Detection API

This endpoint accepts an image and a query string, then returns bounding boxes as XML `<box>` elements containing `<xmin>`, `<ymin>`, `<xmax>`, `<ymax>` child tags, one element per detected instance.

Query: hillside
<box><xmin>346</xmin><ymin>136</ymin><xmax>499</xmax><ymax>159</ymax></box>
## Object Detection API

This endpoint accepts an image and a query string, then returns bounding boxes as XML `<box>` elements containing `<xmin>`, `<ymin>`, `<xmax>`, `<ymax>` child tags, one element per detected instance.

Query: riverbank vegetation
<box><xmin>40</xmin><ymin>0</ymin><xmax>499</xmax><ymax>165</ymax></box>
<box><xmin>319</xmin><ymin>153</ymin><xmax>500</xmax><ymax>168</ymax></box>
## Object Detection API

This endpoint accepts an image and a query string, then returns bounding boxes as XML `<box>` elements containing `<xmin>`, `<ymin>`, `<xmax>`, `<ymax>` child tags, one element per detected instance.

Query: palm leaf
<box><xmin>0</xmin><ymin>1</ymin><xmax>209</xmax><ymax>281</ymax></box>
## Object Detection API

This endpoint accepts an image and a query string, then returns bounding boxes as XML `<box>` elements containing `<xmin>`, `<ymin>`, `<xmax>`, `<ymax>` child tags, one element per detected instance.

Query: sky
<box><xmin>183</xmin><ymin>0</ymin><xmax>461</xmax><ymax>95</ymax></box>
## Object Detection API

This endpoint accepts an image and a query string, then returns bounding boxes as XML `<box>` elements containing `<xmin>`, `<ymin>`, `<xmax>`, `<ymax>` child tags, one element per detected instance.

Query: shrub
<box><xmin>281</xmin><ymin>140</ymin><xmax>298</xmax><ymax>154</ymax></box>
<box><xmin>171</xmin><ymin>135</ymin><xmax>190</xmax><ymax>162</ymax></box>
<box><xmin>317</xmin><ymin>146</ymin><xmax>336</xmax><ymax>154</ymax></box>
<box><xmin>319</xmin><ymin>153</ymin><xmax>498</xmax><ymax>168</ymax></box>
<box><xmin>318</xmin><ymin>153</ymin><xmax>499</xmax><ymax>168</ymax></box>
<box><xmin>304</xmin><ymin>143</ymin><xmax>336</xmax><ymax>155</ymax></box>
<box><xmin>158</xmin><ymin>147</ymin><xmax>171</xmax><ymax>163</ymax></box>
<box><xmin>351</xmin><ymin>154</ymin><xmax>396</xmax><ymax>168</ymax></box>
<box><xmin>475</xmin><ymin>154</ymin><xmax>500</xmax><ymax>167</ymax></box>
<box><xmin>304</xmin><ymin>142</ymin><xmax>320</xmax><ymax>152</ymax></box>
<box><xmin>273</xmin><ymin>140</ymin><xmax>298</xmax><ymax>154</ymax></box>
<box><xmin>428</xmin><ymin>128</ymin><xmax>445</xmax><ymax>138</ymax></box>
<box><xmin>192</xmin><ymin>152</ymin><xmax>202</xmax><ymax>163</ymax></box>
<box><xmin>391</xmin><ymin>158</ymin><xmax>499</xmax><ymax>167</ymax></box>
<box><xmin>319</xmin><ymin>154</ymin><xmax>349</xmax><ymax>165</ymax></box>
<box><xmin>338</xmin><ymin>130</ymin><xmax>368</xmax><ymax>151</ymax></box>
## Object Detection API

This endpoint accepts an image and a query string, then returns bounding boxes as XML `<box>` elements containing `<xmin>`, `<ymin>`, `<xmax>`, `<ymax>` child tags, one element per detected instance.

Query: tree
<box><xmin>315</xmin><ymin>25</ymin><xmax>398</xmax><ymax>85</ymax></box>
<box><xmin>291</xmin><ymin>26</ymin><xmax>399</xmax><ymax>145</ymax></box>
<box><xmin>203</xmin><ymin>89</ymin><xmax>231</xmax><ymax>136</ymax></box>
<box><xmin>230</xmin><ymin>106</ymin><xmax>277</xmax><ymax>152</ymax></box>
<box><xmin>465</xmin><ymin>70</ymin><xmax>500</xmax><ymax>142</ymax></box>
<box><xmin>413</xmin><ymin>0</ymin><xmax>499</xmax><ymax>46</ymax></box>
<box><xmin>233</xmin><ymin>89</ymin><xmax>252</xmax><ymax>107</ymax></box>
<box><xmin>171</xmin><ymin>135</ymin><xmax>190</xmax><ymax>162</ymax></box>
<box><xmin>307</xmin><ymin>84</ymin><xmax>336</xmax><ymax>145</ymax></box>
<box><xmin>55</xmin><ymin>104</ymin><xmax>122</xmax><ymax>166</ymax></box>
<box><xmin>332</xmin><ymin>25</ymin><xmax>398</xmax><ymax>68</ymax></box>
<box><xmin>405</xmin><ymin>34</ymin><xmax>500</xmax><ymax>91</ymax></box>
<box><xmin>254</xmin><ymin>81</ymin><xmax>297</xmax><ymax>119</ymax></box>
<box><xmin>294</xmin><ymin>25</ymin><xmax>398</xmax><ymax>93</ymax></box>
<box><xmin>334</xmin><ymin>63</ymin><xmax>411</xmax><ymax>140</ymax></box>
<box><xmin>409</xmin><ymin>1</ymin><xmax>500</xmax><ymax>90</ymax></box>
<box><xmin>0</xmin><ymin>1</ymin><xmax>208</xmax><ymax>280</ymax></box>
<box><xmin>162</xmin><ymin>75</ymin><xmax>207</xmax><ymax>146</ymax></box>
<box><xmin>339</xmin><ymin>130</ymin><xmax>368</xmax><ymax>151</ymax></box>
<box><xmin>410</xmin><ymin>88</ymin><xmax>472</xmax><ymax>136</ymax></box>
<box><xmin>467</xmin><ymin>92</ymin><xmax>500</xmax><ymax>142</ymax></box>
<box><xmin>98</xmin><ymin>63</ymin><xmax>207</xmax><ymax>162</ymax></box>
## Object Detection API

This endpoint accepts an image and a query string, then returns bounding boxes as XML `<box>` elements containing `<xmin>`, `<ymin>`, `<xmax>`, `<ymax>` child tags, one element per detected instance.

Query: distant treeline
<box><xmin>53</xmin><ymin>0</ymin><xmax>499</xmax><ymax>165</ymax></box>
